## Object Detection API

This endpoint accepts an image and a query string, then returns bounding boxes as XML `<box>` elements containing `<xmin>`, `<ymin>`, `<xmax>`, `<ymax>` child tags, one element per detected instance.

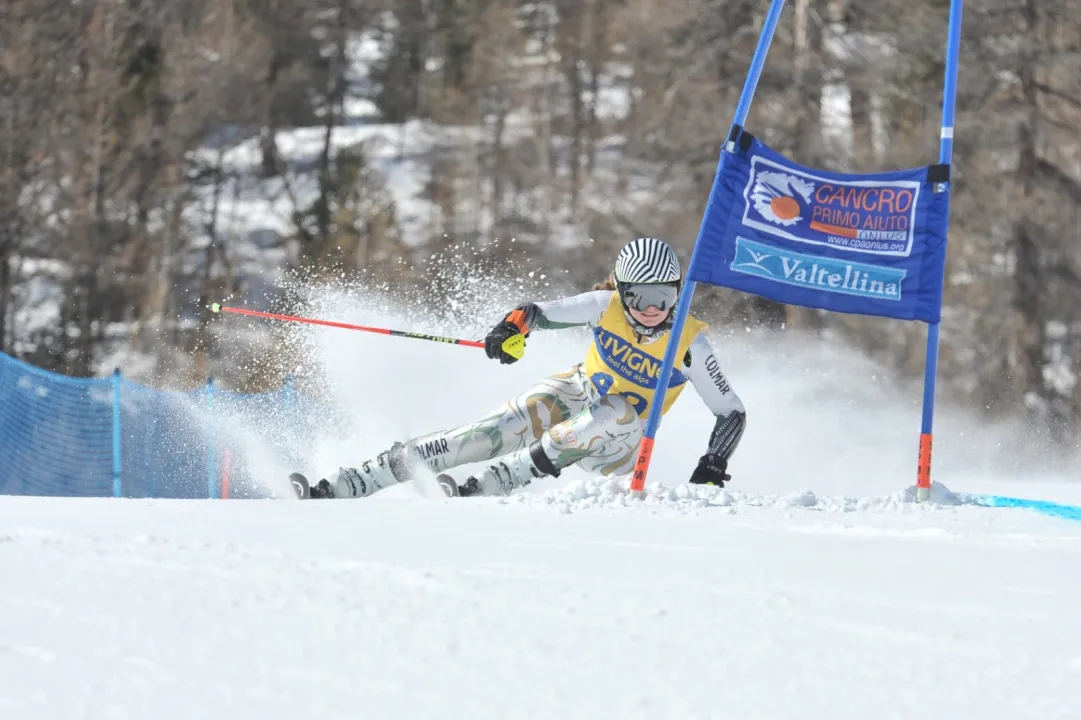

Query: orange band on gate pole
<box><xmin>630</xmin><ymin>437</ymin><xmax>656</xmax><ymax>494</ymax></box>
<box><xmin>917</xmin><ymin>433</ymin><xmax>932</xmax><ymax>490</ymax></box>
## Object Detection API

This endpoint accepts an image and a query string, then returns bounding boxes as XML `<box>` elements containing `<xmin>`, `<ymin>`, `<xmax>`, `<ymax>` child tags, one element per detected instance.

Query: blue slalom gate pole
<box><xmin>112</xmin><ymin>368</ymin><xmax>123</xmax><ymax>498</ymax></box>
<box><xmin>630</xmin><ymin>0</ymin><xmax>788</xmax><ymax>496</ymax></box>
<box><xmin>917</xmin><ymin>0</ymin><xmax>964</xmax><ymax>502</ymax></box>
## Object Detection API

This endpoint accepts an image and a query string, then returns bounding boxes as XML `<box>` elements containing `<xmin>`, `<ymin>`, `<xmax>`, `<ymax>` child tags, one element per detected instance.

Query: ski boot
<box><xmin>291</xmin><ymin>441</ymin><xmax>423</xmax><ymax>500</ymax></box>
<box><xmin>438</xmin><ymin>441</ymin><xmax>558</xmax><ymax>497</ymax></box>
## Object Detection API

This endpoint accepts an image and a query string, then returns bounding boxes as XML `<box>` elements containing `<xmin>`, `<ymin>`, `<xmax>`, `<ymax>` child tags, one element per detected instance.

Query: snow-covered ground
<box><xmin>4</xmin><ymin>279</ymin><xmax>1081</xmax><ymax>718</ymax></box>
<box><xmin>2</xmin><ymin>487</ymin><xmax>1080</xmax><ymax>720</ymax></box>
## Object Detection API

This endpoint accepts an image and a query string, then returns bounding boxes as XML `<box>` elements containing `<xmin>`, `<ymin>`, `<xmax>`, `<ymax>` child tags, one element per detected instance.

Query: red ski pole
<box><xmin>209</xmin><ymin>303</ymin><xmax>525</xmax><ymax>359</ymax></box>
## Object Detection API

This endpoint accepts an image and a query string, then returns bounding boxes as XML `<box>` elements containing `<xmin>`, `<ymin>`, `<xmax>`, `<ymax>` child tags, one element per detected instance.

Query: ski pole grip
<box><xmin>501</xmin><ymin>334</ymin><xmax>526</xmax><ymax>360</ymax></box>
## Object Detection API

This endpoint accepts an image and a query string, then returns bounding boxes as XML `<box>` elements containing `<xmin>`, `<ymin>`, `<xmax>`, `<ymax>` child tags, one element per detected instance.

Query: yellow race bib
<box><xmin>583</xmin><ymin>293</ymin><xmax>707</xmax><ymax>417</ymax></box>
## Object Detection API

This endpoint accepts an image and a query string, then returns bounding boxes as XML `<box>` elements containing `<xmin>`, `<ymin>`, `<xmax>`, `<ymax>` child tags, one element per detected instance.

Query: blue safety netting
<box><xmin>0</xmin><ymin>350</ymin><xmax>317</xmax><ymax>498</ymax></box>
<box><xmin>0</xmin><ymin>359</ymin><xmax>115</xmax><ymax>497</ymax></box>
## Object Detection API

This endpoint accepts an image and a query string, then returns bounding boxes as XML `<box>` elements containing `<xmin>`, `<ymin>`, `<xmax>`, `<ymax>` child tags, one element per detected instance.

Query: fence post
<box><xmin>112</xmin><ymin>368</ymin><xmax>122</xmax><ymax>498</ymax></box>
<box><xmin>206</xmin><ymin>376</ymin><xmax>218</xmax><ymax>499</ymax></box>
<box><xmin>221</xmin><ymin>449</ymin><xmax>232</xmax><ymax>499</ymax></box>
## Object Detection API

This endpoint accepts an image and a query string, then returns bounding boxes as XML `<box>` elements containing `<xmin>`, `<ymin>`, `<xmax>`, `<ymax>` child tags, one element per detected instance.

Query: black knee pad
<box><xmin>529</xmin><ymin>439</ymin><xmax>561</xmax><ymax>477</ymax></box>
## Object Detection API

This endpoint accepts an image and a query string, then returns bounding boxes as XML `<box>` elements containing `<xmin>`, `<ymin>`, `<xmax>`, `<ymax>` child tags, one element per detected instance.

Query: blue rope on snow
<box><xmin>974</xmin><ymin>495</ymin><xmax>1081</xmax><ymax>523</ymax></box>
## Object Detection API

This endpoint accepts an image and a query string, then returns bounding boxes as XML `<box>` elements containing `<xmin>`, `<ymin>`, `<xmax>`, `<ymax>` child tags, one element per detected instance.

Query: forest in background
<box><xmin>1</xmin><ymin>0</ymin><xmax>1079</xmax><ymax>448</ymax></box>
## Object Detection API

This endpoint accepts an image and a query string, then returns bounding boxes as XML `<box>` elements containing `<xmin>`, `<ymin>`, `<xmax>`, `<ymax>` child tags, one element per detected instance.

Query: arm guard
<box><xmin>501</xmin><ymin>290</ymin><xmax>612</xmax><ymax>334</ymax></box>
<box><xmin>503</xmin><ymin>303</ymin><xmax>542</xmax><ymax>335</ymax></box>
<box><xmin>706</xmin><ymin>409</ymin><xmax>746</xmax><ymax>461</ymax></box>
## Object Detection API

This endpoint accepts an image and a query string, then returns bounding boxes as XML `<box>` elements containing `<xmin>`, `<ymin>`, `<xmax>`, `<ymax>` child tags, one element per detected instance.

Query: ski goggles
<box><xmin>619</xmin><ymin>282</ymin><xmax>679</xmax><ymax>312</ymax></box>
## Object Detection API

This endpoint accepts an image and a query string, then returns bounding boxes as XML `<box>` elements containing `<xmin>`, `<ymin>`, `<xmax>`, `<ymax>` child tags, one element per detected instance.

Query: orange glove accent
<box><xmin>505</xmin><ymin>308</ymin><xmax>530</xmax><ymax>335</ymax></box>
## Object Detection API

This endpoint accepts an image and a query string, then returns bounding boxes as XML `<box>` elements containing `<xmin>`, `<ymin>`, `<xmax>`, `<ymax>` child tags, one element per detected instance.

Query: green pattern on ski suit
<box><xmin>542</xmin><ymin>393</ymin><xmax>642</xmax><ymax>475</ymax></box>
<box><xmin>408</xmin><ymin>365</ymin><xmax>644</xmax><ymax>477</ymax></box>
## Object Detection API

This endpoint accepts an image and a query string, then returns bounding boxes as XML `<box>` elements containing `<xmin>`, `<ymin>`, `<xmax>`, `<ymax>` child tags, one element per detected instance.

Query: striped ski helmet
<box><xmin>613</xmin><ymin>237</ymin><xmax>682</xmax><ymax>338</ymax></box>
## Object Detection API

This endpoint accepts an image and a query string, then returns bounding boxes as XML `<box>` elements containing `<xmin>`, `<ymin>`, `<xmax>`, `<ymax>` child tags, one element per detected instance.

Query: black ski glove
<box><xmin>485</xmin><ymin>320</ymin><xmax>525</xmax><ymax>364</ymax></box>
<box><xmin>689</xmin><ymin>454</ymin><xmax>730</xmax><ymax>487</ymax></box>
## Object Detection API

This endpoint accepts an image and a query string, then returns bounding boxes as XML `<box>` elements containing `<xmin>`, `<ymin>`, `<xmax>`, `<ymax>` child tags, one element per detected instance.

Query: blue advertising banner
<box><xmin>688</xmin><ymin>135</ymin><xmax>950</xmax><ymax>323</ymax></box>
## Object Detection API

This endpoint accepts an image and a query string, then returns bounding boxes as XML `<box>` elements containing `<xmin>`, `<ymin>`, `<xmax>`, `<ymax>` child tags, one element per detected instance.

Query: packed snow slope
<box><xmin>4</xmin><ymin>282</ymin><xmax>1081</xmax><ymax>719</ymax></box>
<box><xmin>2</xmin><ymin>491</ymin><xmax>1081</xmax><ymax>720</ymax></box>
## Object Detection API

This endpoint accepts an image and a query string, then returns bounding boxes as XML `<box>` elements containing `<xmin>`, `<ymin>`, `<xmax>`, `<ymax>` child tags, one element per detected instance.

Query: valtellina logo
<box><xmin>731</xmin><ymin>237</ymin><xmax>906</xmax><ymax>301</ymax></box>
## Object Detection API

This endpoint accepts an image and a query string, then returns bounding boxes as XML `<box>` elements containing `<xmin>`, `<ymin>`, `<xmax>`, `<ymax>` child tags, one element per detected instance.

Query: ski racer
<box><xmin>296</xmin><ymin>237</ymin><xmax>746</xmax><ymax>499</ymax></box>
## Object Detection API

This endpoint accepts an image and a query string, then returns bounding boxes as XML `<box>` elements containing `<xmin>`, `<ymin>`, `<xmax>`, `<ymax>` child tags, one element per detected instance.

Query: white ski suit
<box><xmin>330</xmin><ymin>290</ymin><xmax>746</xmax><ymax>497</ymax></box>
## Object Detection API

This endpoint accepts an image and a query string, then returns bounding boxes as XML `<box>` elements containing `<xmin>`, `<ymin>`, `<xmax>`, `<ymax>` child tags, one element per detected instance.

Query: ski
<box><xmin>435</xmin><ymin>473</ymin><xmax>485</xmax><ymax>498</ymax></box>
<box><xmin>436</xmin><ymin>474</ymin><xmax>460</xmax><ymax>497</ymax></box>
<box><xmin>289</xmin><ymin>473</ymin><xmax>311</xmax><ymax>499</ymax></box>
<box><xmin>291</xmin><ymin>471</ymin><xmax>478</xmax><ymax>499</ymax></box>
